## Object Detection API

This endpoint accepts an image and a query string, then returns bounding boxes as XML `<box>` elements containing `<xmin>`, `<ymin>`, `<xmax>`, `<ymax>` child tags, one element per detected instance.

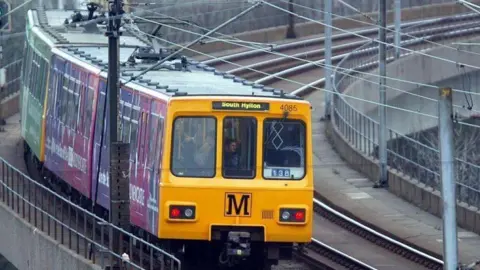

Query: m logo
<box><xmin>224</xmin><ymin>193</ymin><xmax>252</xmax><ymax>217</ymax></box>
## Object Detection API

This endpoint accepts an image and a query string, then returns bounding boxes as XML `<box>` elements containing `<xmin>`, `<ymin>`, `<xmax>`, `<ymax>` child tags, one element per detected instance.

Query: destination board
<box><xmin>212</xmin><ymin>101</ymin><xmax>270</xmax><ymax>111</ymax></box>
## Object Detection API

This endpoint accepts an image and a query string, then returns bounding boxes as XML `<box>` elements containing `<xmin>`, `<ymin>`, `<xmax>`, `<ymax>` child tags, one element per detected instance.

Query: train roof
<box><xmin>29</xmin><ymin>8</ymin><xmax>303</xmax><ymax>101</ymax></box>
<box><xmin>28</xmin><ymin>9</ymin><xmax>149</xmax><ymax>47</ymax></box>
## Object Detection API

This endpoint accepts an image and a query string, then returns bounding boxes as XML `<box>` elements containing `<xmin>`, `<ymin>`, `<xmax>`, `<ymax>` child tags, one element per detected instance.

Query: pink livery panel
<box><xmin>91</xmin><ymin>81</ymin><xmax>167</xmax><ymax>236</ymax></box>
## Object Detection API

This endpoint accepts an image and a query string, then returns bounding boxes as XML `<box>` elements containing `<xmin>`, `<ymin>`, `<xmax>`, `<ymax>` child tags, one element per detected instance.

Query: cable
<box><xmin>130</xmin><ymin>12</ymin><xmax>480</xmax><ymax>101</ymax></box>
<box><xmin>279</xmin><ymin>0</ymin><xmax>480</xmax><ymax>59</ymax></box>
<box><xmin>129</xmin><ymin>19</ymin><xmax>480</xmax><ymax>132</ymax></box>
<box><xmin>330</xmin><ymin>0</ymin><xmax>376</xmax><ymax>22</ymax></box>
<box><xmin>259</xmin><ymin>0</ymin><xmax>480</xmax><ymax>71</ymax></box>
<box><xmin>130</xmin><ymin>25</ymin><xmax>442</xmax><ymax>121</ymax></box>
<box><xmin>129</xmin><ymin>31</ymin><xmax>480</xmax><ymax>156</ymax></box>
<box><xmin>0</xmin><ymin>0</ymin><xmax>33</xmax><ymax>19</ymax></box>
<box><xmin>126</xmin><ymin>7</ymin><xmax>474</xmax><ymax>96</ymax></box>
<box><xmin>127</xmin><ymin>6</ymin><xmax>268</xmax><ymax>50</ymax></box>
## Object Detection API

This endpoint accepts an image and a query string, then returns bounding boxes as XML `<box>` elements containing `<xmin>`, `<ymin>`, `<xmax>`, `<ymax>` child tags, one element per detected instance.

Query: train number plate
<box><xmin>271</xmin><ymin>168</ymin><xmax>291</xmax><ymax>177</ymax></box>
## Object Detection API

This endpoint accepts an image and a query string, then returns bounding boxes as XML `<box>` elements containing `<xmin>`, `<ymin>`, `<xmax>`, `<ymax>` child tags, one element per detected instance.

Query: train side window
<box><xmin>147</xmin><ymin>114</ymin><xmax>158</xmax><ymax>170</ymax></box>
<box><xmin>129</xmin><ymin>105</ymin><xmax>140</xmax><ymax>163</ymax></box>
<box><xmin>66</xmin><ymin>69</ymin><xmax>75</xmax><ymax>129</ymax></box>
<box><xmin>77</xmin><ymin>73</ymin><xmax>85</xmax><ymax>135</ymax></box>
<box><xmin>148</xmin><ymin>115</ymin><xmax>164</xmax><ymax>172</ymax></box>
<box><xmin>171</xmin><ymin>117</ymin><xmax>216</xmax><ymax>178</ymax></box>
<box><xmin>29</xmin><ymin>52</ymin><xmax>39</xmax><ymax>98</ymax></box>
<box><xmin>95</xmin><ymin>81</ymin><xmax>107</xmax><ymax>144</ymax></box>
<box><xmin>222</xmin><ymin>117</ymin><xmax>257</xmax><ymax>179</ymax></box>
<box><xmin>84</xmin><ymin>75</ymin><xmax>95</xmax><ymax>137</ymax></box>
<box><xmin>263</xmin><ymin>119</ymin><xmax>306</xmax><ymax>180</ymax></box>
<box><xmin>24</xmin><ymin>44</ymin><xmax>34</xmax><ymax>91</ymax></box>
<box><xmin>21</xmin><ymin>42</ymin><xmax>29</xmax><ymax>81</ymax></box>
<box><xmin>61</xmin><ymin>65</ymin><xmax>70</xmax><ymax>124</ymax></box>
<box><xmin>40</xmin><ymin>57</ymin><xmax>48</xmax><ymax>103</ymax></box>
<box><xmin>121</xmin><ymin>100</ymin><xmax>131</xmax><ymax>142</ymax></box>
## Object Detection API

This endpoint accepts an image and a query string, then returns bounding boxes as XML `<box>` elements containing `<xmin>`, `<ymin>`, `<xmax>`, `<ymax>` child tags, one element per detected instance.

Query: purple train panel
<box><xmin>91</xmin><ymin>84</ymin><xmax>166</xmax><ymax>235</ymax></box>
<box><xmin>44</xmin><ymin>55</ymin><xmax>96</xmax><ymax>198</ymax></box>
<box><xmin>91</xmin><ymin>79</ymin><xmax>111</xmax><ymax>209</ymax></box>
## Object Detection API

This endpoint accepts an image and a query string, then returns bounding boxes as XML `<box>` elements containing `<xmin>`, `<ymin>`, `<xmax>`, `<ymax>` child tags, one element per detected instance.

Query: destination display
<box><xmin>212</xmin><ymin>101</ymin><xmax>270</xmax><ymax>111</ymax></box>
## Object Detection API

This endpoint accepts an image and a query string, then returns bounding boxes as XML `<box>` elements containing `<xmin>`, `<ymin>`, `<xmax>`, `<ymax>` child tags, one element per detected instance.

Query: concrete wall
<box><xmin>135</xmin><ymin>0</ymin><xmax>472</xmax><ymax>45</ymax></box>
<box><xmin>365</xmin><ymin>70</ymin><xmax>480</xmax><ymax>136</ymax></box>
<box><xmin>189</xmin><ymin>1</ymin><xmax>480</xmax><ymax>56</ymax></box>
<box><xmin>327</xmin><ymin>39</ymin><xmax>480</xmax><ymax>235</ymax></box>
<box><xmin>0</xmin><ymin>202</ymin><xmax>102</xmax><ymax>270</ymax></box>
<box><xmin>325</xmin><ymin>120</ymin><xmax>480</xmax><ymax>235</ymax></box>
<box><xmin>344</xmin><ymin>36</ymin><xmax>480</xmax><ymax>136</ymax></box>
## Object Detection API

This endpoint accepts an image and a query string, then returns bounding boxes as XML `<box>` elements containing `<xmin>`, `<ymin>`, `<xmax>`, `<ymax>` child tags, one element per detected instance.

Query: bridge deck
<box><xmin>0</xmin><ymin>114</ymin><xmax>110</xmax><ymax>269</ymax></box>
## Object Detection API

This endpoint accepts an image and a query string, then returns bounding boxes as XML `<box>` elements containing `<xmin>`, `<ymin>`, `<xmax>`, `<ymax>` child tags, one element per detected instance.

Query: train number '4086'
<box><xmin>280</xmin><ymin>104</ymin><xmax>297</xmax><ymax>112</ymax></box>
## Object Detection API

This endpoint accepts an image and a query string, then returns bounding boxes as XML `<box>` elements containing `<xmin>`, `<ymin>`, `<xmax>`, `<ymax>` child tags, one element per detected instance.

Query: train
<box><xmin>20</xmin><ymin>5</ymin><xmax>313</xmax><ymax>269</ymax></box>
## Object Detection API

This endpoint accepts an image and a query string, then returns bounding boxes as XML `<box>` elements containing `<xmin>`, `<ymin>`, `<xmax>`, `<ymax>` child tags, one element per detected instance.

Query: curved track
<box><xmin>195</xmin><ymin>13</ymin><xmax>480</xmax><ymax>270</ymax></box>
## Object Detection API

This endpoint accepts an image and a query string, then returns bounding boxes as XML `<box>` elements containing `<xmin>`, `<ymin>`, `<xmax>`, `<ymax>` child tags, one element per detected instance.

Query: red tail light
<box><xmin>169</xmin><ymin>205</ymin><xmax>196</xmax><ymax>220</ymax></box>
<box><xmin>295</xmin><ymin>211</ymin><xmax>304</xmax><ymax>221</ymax></box>
<box><xmin>171</xmin><ymin>208</ymin><xmax>181</xmax><ymax>218</ymax></box>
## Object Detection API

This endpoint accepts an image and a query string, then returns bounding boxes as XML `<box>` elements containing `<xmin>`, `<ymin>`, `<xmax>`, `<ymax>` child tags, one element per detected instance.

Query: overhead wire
<box><xmin>133</xmin><ymin>26</ymin><xmax>480</xmax><ymax>133</ymax></box>
<box><xmin>126</xmin><ymin>5</ymin><xmax>480</xmax><ymax>99</ymax></box>
<box><xmin>127</xmin><ymin>14</ymin><xmax>480</xmax><ymax>130</ymax></box>
<box><xmin>0</xmin><ymin>0</ymin><xmax>33</xmax><ymax>20</ymax></box>
<box><xmin>82</xmin><ymin>3</ymin><xmax>480</xmax><ymax>89</ymax></box>
<box><xmin>127</xmin><ymin>5</ymin><xmax>269</xmax><ymax>50</ymax></box>
<box><xmin>279</xmin><ymin>0</ymin><xmax>480</xmax><ymax>59</ymax></box>
<box><xmin>128</xmin><ymin>11</ymin><xmax>480</xmax><ymax>101</ymax></box>
<box><xmin>128</xmin><ymin>20</ymin><xmax>442</xmax><ymax>121</ymax></box>
<box><xmin>258</xmin><ymin>0</ymin><xmax>480</xmax><ymax>71</ymax></box>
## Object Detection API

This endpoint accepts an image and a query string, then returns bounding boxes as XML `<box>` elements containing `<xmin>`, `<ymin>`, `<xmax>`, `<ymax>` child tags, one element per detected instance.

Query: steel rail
<box><xmin>311</xmin><ymin>197</ymin><xmax>443</xmax><ymax>268</ymax></box>
<box><xmin>253</xmin><ymin>22</ymin><xmax>480</xmax><ymax>85</ymax></box>
<box><xmin>226</xmin><ymin>19</ymin><xmax>480</xmax><ymax>76</ymax></box>
<box><xmin>294</xmin><ymin>238</ymin><xmax>378</xmax><ymax>270</ymax></box>
<box><xmin>202</xmin><ymin>12</ymin><xmax>480</xmax><ymax>66</ymax></box>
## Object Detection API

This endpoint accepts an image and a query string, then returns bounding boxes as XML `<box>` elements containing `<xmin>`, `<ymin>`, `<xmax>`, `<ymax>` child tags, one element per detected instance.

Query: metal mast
<box><xmin>438</xmin><ymin>87</ymin><xmax>458</xmax><ymax>270</ymax></box>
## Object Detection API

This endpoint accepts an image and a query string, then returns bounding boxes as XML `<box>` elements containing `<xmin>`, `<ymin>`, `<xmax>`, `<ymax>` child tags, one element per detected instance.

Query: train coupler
<box><xmin>226</xmin><ymin>231</ymin><xmax>251</xmax><ymax>257</ymax></box>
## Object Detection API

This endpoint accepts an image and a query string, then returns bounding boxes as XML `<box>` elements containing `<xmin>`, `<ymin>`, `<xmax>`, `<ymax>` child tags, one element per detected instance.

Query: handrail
<box><xmin>328</xmin><ymin>13</ymin><xmax>480</xmax><ymax>207</ymax></box>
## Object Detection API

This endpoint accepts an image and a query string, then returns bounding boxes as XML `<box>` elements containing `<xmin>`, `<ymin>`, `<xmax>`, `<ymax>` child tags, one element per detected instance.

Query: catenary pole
<box><xmin>376</xmin><ymin>0</ymin><xmax>388</xmax><ymax>188</ymax></box>
<box><xmin>438</xmin><ymin>87</ymin><xmax>458</xmax><ymax>270</ymax></box>
<box><xmin>324</xmin><ymin>0</ymin><xmax>332</xmax><ymax>119</ymax></box>
<box><xmin>394</xmin><ymin>0</ymin><xmax>401</xmax><ymax>59</ymax></box>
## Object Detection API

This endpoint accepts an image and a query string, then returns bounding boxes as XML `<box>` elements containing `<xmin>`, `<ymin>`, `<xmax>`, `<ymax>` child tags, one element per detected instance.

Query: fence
<box><xmin>0</xmin><ymin>59</ymin><xmax>22</xmax><ymax>101</ymax></box>
<box><xmin>331</xmin><ymin>14</ymin><xmax>480</xmax><ymax>208</ymax></box>
<box><xmin>0</xmin><ymin>157</ymin><xmax>182</xmax><ymax>270</ymax></box>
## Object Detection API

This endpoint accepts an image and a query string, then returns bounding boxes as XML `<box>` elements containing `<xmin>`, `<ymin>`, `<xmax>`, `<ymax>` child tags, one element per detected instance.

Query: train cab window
<box><xmin>263</xmin><ymin>119</ymin><xmax>306</xmax><ymax>180</ymax></box>
<box><xmin>222</xmin><ymin>117</ymin><xmax>257</xmax><ymax>179</ymax></box>
<box><xmin>171</xmin><ymin>117</ymin><xmax>216</xmax><ymax>178</ymax></box>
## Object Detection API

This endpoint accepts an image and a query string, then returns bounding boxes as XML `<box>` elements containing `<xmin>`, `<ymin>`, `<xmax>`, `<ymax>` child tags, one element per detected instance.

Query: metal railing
<box><xmin>0</xmin><ymin>59</ymin><xmax>23</xmax><ymax>101</ymax></box>
<box><xmin>0</xmin><ymin>157</ymin><xmax>182</xmax><ymax>270</ymax></box>
<box><xmin>331</xmin><ymin>15</ymin><xmax>480</xmax><ymax>208</ymax></box>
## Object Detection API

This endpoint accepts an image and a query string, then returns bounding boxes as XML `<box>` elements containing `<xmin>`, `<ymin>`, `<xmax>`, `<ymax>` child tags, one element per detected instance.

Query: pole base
<box><xmin>285</xmin><ymin>27</ymin><xmax>297</xmax><ymax>39</ymax></box>
<box><xmin>373</xmin><ymin>180</ymin><xmax>388</xmax><ymax>188</ymax></box>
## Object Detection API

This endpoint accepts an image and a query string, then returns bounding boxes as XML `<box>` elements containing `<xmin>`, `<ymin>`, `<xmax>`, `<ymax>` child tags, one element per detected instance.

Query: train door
<box><xmin>146</xmin><ymin>99</ymin><xmax>164</xmax><ymax>234</ymax></box>
<box><xmin>91</xmin><ymin>79</ymin><xmax>110</xmax><ymax>209</ymax></box>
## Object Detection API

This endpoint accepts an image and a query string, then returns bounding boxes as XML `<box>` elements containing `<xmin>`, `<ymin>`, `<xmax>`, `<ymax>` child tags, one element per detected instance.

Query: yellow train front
<box><xmin>158</xmin><ymin>96</ymin><xmax>313</xmax><ymax>269</ymax></box>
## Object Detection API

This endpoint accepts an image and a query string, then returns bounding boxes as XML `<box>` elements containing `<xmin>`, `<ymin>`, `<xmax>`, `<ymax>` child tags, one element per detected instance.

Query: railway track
<box><xmin>1</xmin><ymin>12</ymin><xmax>479</xmax><ymax>270</ymax></box>
<box><xmin>197</xmin><ymin>13</ymin><xmax>480</xmax><ymax>270</ymax></box>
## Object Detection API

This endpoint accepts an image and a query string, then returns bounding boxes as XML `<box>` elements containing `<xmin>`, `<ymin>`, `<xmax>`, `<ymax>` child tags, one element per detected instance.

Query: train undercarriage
<box><xmin>22</xmin><ymin>141</ymin><xmax>293</xmax><ymax>270</ymax></box>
